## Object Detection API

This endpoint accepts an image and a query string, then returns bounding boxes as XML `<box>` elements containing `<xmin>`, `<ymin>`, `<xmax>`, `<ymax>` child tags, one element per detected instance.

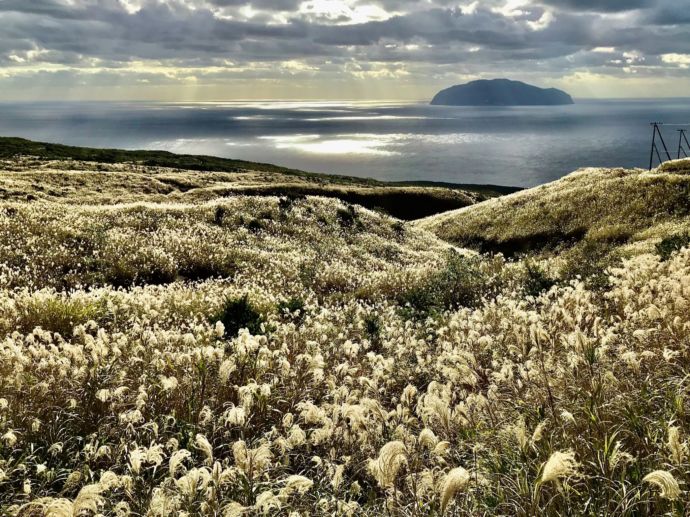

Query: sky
<box><xmin>0</xmin><ymin>0</ymin><xmax>689</xmax><ymax>101</ymax></box>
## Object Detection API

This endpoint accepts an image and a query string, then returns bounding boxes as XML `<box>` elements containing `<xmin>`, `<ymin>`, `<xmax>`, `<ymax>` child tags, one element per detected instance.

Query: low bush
<box><xmin>656</xmin><ymin>233</ymin><xmax>690</xmax><ymax>261</ymax></box>
<box><xmin>246</xmin><ymin>219</ymin><xmax>265</xmax><ymax>233</ymax></box>
<box><xmin>336</xmin><ymin>204</ymin><xmax>358</xmax><ymax>228</ymax></box>
<box><xmin>278</xmin><ymin>194</ymin><xmax>306</xmax><ymax>212</ymax></box>
<box><xmin>214</xmin><ymin>206</ymin><xmax>227</xmax><ymax>226</ymax></box>
<box><xmin>11</xmin><ymin>296</ymin><xmax>109</xmax><ymax>337</ymax></box>
<box><xmin>398</xmin><ymin>251</ymin><xmax>501</xmax><ymax>316</ymax></box>
<box><xmin>560</xmin><ymin>238</ymin><xmax>621</xmax><ymax>290</ymax></box>
<box><xmin>277</xmin><ymin>297</ymin><xmax>306</xmax><ymax>324</ymax></box>
<box><xmin>213</xmin><ymin>295</ymin><xmax>264</xmax><ymax>338</ymax></box>
<box><xmin>523</xmin><ymin>262</ymin><xmax>557</xmax><ymax>297</ymax></box>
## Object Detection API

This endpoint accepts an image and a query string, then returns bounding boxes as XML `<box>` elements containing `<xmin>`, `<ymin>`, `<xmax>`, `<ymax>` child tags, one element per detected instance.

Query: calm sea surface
<box><xmin>1</xmin><ymin>99</ymin><xmax>689</xmax><ymax>187</ymax></box>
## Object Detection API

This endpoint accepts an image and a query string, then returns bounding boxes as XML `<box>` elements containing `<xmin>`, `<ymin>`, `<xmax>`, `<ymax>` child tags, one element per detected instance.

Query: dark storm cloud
<box><xmin>0</xmin><ymin>0</ymin><xmax>89</xmax><ymax>19</ymax></box>
<box><xmin>644</xmin><ymin>0</ymin><xmax>690</xmax><ymax>25</ymax></box>
<box><xmin>206</xmin><ymin>0</ymin><xmax>302</xmax><ymax>9</ymax></box>
<box><xmin>539</xmin><ymin>0</ymin><xmax>655</xmax><ymax>12</ymax></box>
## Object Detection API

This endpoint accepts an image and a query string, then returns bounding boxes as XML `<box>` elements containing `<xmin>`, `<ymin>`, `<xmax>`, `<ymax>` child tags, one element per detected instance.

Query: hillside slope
<box><xmin>417</xmin><ymin>160</ymin><xmax>690</xmax><ymax>258</ymax></box>
<box><xmin>2</xmin><ymin>157</ymin><xmax>690</xmax><ymax>515</ymax></box>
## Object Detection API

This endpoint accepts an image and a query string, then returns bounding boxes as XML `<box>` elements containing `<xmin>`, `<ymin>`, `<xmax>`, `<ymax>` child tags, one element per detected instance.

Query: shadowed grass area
<box><xmin>213</xmin><ymin>185</ymin><xmax>482</xmax><ymax>220</ymax></box>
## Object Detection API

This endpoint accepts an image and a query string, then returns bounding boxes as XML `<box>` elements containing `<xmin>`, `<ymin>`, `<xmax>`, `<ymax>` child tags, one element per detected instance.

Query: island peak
<box><xmin>431</xmin><ymin>78</ymin><xmax>574</xmax><ymax>106</ymax></box>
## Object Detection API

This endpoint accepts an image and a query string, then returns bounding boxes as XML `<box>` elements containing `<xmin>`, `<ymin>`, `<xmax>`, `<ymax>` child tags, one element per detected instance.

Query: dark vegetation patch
<box><xmin>559</xmin><ymin>238</ymin><xmax>622</xmax><ymax>290</ymax></box>
<box><xmin>178</xmin><ymin>258</ymin><xmax>237</xmax><ymax>283</ymax></box>
<box><xmin>277</xmin><ymin>297</ymin><xmax>306</xmax><ymax>325</ymax></box>
<box><xmin>212</xmin><ymin>295</ymin><xmax>264</xmax><ymax>338</ymax></box>
<box><xmin>364</xmin><ymin>313</ymin><xmax>383</xmax><ymax>352</ymax></box>
<box><xmin>390</xmin><ymin>180</ymin><xmax>522</xmax><ymax>196</ymax></box>
<box><xmin>336</xmin><ymin>204</ymin><xmax>359</xmax><ymax>228</ymax></box>
<box><xmin>656</xmin><ymin>233</ymin><xmax>690</xmax><ymax>261</ymax></box>
<box><xmin>452</xmin><ymin>229</ymin><xmax>624</xmax><ymax>292</ymax></box>
<box><xmin>455</xmin><ymin>227</ymin><xmax>588</xmax><ymax>258</ymax></box>
<box><xmin>246</xmin><ymin>219</ymin><xmax>265</xmax><ymax>233</ymax></box>
<box><xmin>522</xmin><ymin>262</ymin><xmax>557</xmax><ymax>297</ymax></box>
<box><xmin>278</xmin><ymin>194</ymin><xmax>307</xmax><ymax>213</ymax></box>
<box><xmin>105</xmin><ymin>262</ymin><xmax>178</xmax><ymax>289</ymax></box>
<box><xmin>392</xmin><ymin>221</ymin><xmax>405</xmax><ymax>240</ymax></box>
<box><xmin>397</xmin><ymin>251</ymin><xmax>503</xmax><ymax>317</ymax></box>
<box><xmin>214</xmin><ymin>206</ymin><xmax>227</xmax><ymax>226</ymax></box>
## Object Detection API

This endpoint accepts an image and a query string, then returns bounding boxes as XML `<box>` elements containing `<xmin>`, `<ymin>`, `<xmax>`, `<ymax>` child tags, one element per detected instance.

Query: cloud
<box><xmin>539</xmin><ymin>0</ymin><xmax>654</xmax><ymax>13</ymax></box>
<box><xmin>0</xmin><ymin>0</ymin><xmax>687</xmax><ymax>99</ymax></box>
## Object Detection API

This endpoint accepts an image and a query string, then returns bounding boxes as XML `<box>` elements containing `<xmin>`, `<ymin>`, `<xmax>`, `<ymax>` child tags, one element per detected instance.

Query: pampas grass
<box><xmin>0</xmin><ymin>158</ymin><xmax>689</xmax><ymax>515</ymax></box>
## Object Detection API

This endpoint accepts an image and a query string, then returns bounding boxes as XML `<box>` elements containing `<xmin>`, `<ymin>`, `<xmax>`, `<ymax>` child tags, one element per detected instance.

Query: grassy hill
<box><xmin>417</xmin><ymin>160</ymin><xmax>690</xmax><ymax>276</ymax></box>
<box><xmin>0</xmin><ymin>137</ymin><xmax>518</xmax><ymax>219</ymax></box>
<box><xmin>1</xmin><ymin>154</ymin><xmax>689</xmax><ymax>515</ymax></box>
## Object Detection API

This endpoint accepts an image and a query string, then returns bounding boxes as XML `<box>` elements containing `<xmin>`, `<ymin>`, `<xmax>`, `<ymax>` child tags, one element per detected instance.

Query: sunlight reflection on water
<box><xmin>258</xmin><ymin>134</ymin><xmax>404</xmax><ymax>155</ymax></box>
<box><xmin>2</xmin><ymin>99</ymin><xmax>690</xmax><ymax>186</ymax></box>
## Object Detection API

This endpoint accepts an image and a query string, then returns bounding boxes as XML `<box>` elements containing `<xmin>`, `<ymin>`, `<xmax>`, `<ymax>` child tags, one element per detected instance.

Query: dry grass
<box><xmin>416</xmin><ymin>161</ymin><xmax>690</xmax><ymax>259</ymax></box>
<box><xmin>0</xmin><ymin>158</ymin><xmax>689</xmax><ymax>516</ymax></box>
<box><xmin>0</xmin><ymin>157</ymin><xmax>487</xmax><ymax>220</ymax></box>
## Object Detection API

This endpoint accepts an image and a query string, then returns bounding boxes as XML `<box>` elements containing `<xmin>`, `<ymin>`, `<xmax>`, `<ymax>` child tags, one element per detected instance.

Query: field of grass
<box><xmin>0</xmin><ymin>153</ymin><xmax>689</xmax><ymax>516</ymax></box>
<box><xmin>417</xmin><ymin>160</ymin><xmax>690</xmax><ymax>255</ymax></box>
<box><xmin>0</xmin><ymin>138</ymin><xmax>518</xmax><ymax>220</ymax></box>
<box><xmin>417</xmin><ymin>160</ymin><xmax>690</xmax><ymax>282</ymax></box>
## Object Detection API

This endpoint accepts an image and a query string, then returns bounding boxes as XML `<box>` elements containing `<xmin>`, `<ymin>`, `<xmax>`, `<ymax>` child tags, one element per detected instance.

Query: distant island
<box><xmin>430</xmin><ymin>78</ymin><xmax>574</xmax><ymax>106</ymax></box>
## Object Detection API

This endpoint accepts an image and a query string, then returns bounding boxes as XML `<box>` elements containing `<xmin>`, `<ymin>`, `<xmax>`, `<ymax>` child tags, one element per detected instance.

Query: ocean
<box><xmin>1</xmin><ymin>99</ymin><xmax>689</xmax><ymax>187</ymax></box>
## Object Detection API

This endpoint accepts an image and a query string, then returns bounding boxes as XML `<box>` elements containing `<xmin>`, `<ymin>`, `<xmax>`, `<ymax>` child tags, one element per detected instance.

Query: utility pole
<box><xmin>678</xmin><ymin>129</ymin><xmax>689</xmax><ymax>159</ymax></box>
<box><xmin>649</xmin><ymin>122</ymin><xmax>672</xmax><ymax>170</ymax></box>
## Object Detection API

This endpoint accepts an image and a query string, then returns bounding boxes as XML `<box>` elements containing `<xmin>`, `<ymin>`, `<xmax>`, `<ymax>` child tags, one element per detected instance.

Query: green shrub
<box><xmin>364</xmin><ymin>313</ymin><xmax>383</xmax><ymax>352</ymax></box>
<box><xmin>246</xmin><ymin>219</ymin><xmax>264</xmax><ymax>233</ymax></box>
<box><xmin>364</xmin><ymin>314</ymin><xmax>382</xmax><ymax>341</ymax></box>
<box><xmin>278</xmin><ymin>194</ymin><xmax>306</xmax><ymax>212</ymax></box>
<box><xmin>214</xmin><ymin>206</ymin><xmax>227</xmax><ymax>226</ymax></box>
<box><xmin>14</xmin><ymin>297</ymin><xmax>109</xmax><ymax>337</ymax></box>
<box><xmin>105</xmin><ymin>262</ymin><xmax>177</xmax><ymax>288</ymax></box>
<box><xmin>337</xmin><ymin>205</ymin><xmax>358</xmax><ymax>228</ymax></box>
<box><xmin>178</xmin><ymin>258</ymin><xmax>237</xmax><ymax>282</ymax></box>
<box><xmin>560</xmin><ymin>239</ymin><xmax>620</xmax><ymax>290</ymax></box>
<box><xmin>656</xmin><ymin>233</ymin><xmax>690</xmax><ymax>261</ymax></box>
<box><xmin>398</xmin><ymin>251</ymin><xmax>497</xmax><ymax>317</ymax></box>
<box><xmin>523</xmin><ymin>263</ymin><xmax>557</xmax><ymax>297</ymax></box>
<box><xmin>213</xmin><ymin>295</ymin><xmax>264</xmax><ymax>338</ymax></box>
<box><xmin>392</xmin><ymin>221</ymin><xmax>405</xmax><ymax>240</ymax></box>
<box><xmin>278</xmin><ymin>297</ymin><xmax>306</xmax><ymax>324</ymax></box>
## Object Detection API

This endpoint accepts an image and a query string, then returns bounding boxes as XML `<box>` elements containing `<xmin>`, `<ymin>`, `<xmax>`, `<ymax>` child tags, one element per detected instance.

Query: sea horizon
<box><xmin>2</xmin><ymin>97</ymin><xmax>690</xmax><ymax>187</ymax></box>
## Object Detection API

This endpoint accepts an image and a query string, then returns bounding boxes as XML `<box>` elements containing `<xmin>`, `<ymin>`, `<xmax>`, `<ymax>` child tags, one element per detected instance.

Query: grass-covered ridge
<box><xmin>0</xmin><ymin>136</ymin><xmax>309</xmax><ymax>176</ymax></box>
<box><xmin>417</xmin><ymin>159</ymin><xmax>690</xmax><ymax>259</ymax></box>
<box><xmin>0</xmin><ymin>137</ymin><xmax>518</xmax><ymax>219</ymax></box>
<box><xmin>0</xmin><ymin>155</ymin><xmax>689</xmax><ymax>515</ymax></box>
